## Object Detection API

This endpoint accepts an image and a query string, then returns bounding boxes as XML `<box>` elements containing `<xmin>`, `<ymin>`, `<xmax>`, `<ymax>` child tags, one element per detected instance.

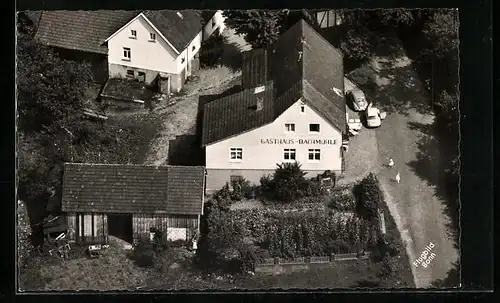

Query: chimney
<box><xmin>256</xmin><ymin>98</ymin><xmax>263</xmax><ymax>111</ymax></box>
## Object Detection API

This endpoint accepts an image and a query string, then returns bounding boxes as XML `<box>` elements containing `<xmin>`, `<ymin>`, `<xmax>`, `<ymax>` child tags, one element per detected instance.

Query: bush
<box><xmin>259</xmin><ymin>174</ymin><xmax>276</xmax><ymax>200</ymax></box>
<box><xmin>151</xmin><ymin>229</ymin><xmax>169</xmax><ymax>253</ymax></box>
<box><xmin>373</xmin><ymin>234</ymin><xmax>404</xmax><ymax>261</ymax></box>
<box><xmin>230</xmin><ymin>177</ymin><xmax>254</xmax><ymax>200</ymax></box>
<box><xmin>200</xmin><ymin>32</ymin><xmax>225</xmax><ymax>67</ymax></box>
<box><xmin>329</xmin><ymin>191</ymin><xmax>357</xmax><ymax>211</ymax></box>
<box><xmin>132</xmin><ymin>239</ymin><xmax>156</xmax><ymax>267</ymax></box>
<box><xmin>269</xmin><ymin>162</ymin><xmax>308</xmax><ymax>202</ymax></box>
<box><xmin>213</xmin><ymin>183</ymin><xmax>232</xmax><ymax>202</ymax></box>
<box><xmin>238</xmin><ymin>244</ymin><xmax>262</xmax><ymax>273</ymax></box>
<box><xmin>354</xmin><ymin>173</ymin><xmax>384</xmax><ymax>221</ymax></box>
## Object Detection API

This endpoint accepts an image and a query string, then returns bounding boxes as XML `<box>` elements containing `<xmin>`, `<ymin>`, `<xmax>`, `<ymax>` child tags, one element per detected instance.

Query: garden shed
<box><xmin>61</xmin><ymin>163</ymin><xmax>205</xmax><ymax>245</ymax></box>
<box><xmin>100</xmin><ymin>78</ymin><xmax>156</xmax><ymax>109</ymax></box>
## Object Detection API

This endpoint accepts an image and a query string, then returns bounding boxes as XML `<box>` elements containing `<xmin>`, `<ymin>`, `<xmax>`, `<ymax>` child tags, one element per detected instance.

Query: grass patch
<box><xmin>378</xmin><ymin>198</ymin><xmax>416</xmax><ymax>288</ymax></box>
<box><xmin>25</xmin><ymin>244</ymin><xmax>149</xmax><ymax>291</ymax></box>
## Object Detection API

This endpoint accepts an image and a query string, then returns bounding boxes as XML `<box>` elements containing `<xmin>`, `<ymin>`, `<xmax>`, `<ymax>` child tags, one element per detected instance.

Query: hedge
<box><xmin>230</xmin><ymin>209</ymin><xmax>375</xmax><ymax>258</ymax></box>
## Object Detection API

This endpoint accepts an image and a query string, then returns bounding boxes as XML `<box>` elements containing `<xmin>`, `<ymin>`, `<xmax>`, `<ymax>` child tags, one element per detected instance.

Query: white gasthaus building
<box><xmin>201</xmin><ymin>19</ymin><xmax>347</xmax><ymax>193</ymax></box>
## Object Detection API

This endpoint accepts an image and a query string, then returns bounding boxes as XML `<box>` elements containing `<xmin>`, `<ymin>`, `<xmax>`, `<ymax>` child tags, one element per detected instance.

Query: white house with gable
<box><xmin>201</xmin><ymin>20</ymin><xmax>347</xmax><ymax>193</ymax></box>
<box><xmin>35</xmin><ymin>10</ymin><xmax>211</xmax><ymax>93</ymax></box>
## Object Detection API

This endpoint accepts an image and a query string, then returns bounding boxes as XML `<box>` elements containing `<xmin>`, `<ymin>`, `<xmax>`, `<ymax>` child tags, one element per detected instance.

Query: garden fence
<box><xmin>255</xmin><ymin>251</ymin><xmax>371</xmax><ymax>268</ymax></box>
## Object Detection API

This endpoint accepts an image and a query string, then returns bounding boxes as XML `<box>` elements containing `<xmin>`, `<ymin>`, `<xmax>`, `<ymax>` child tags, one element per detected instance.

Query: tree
<box><xmin>354</xmin><ymin>173</ymin><xmax>383</xmax><ymax>221</ymax></box>
<box><xmin>17</xmin><ymin>200</ymin><xmax>35</xmax><ymax>269</ymax></box>
<box><xmin>340</xmin><ymin>27</ymin><xmax>376</xmax><ymax>61</ymax></box>
<box><xmin>431</xmin><ymin>261</ymin><xmax>460</xmax><ymax>288</ymax></box>
<box><xmin>421</xmin><ymin>9</ymin><xmax>459</xmax><ymax>60</ymax></box>
<box><xmin>200</xmin><ymin>206</ymin><xmax>244</xmax><ymax>264</ymax></box>
<box><xmin>222</xmin><ymin>10</ymin><xmax>286</xmax><ymax>48</ymax></box>
<box><xmin>272</xmin><ymin>162</ymin><xmax>308</xmax><ymax>202</ymax></box>
<box><xmin>17</xmin><ymin>20</ymin><xmax>93</xmax><ymax>134</ymax></box>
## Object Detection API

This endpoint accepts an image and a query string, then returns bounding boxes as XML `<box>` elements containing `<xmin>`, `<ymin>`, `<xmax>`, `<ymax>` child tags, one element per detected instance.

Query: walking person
<box><xmin>395</xmin><ymin>172</ymin><xmax>401</xmax><ymax>184</ymax></box>
<box><xmin>388</xmin><ymin>157</ymin><xmax>394</xmax><ymax>168</ymax></box>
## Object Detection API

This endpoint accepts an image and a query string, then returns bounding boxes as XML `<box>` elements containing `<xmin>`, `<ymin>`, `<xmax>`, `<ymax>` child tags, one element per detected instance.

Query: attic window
<box><xmin>300</xmin><ymin>105</ymin><xmax>305</xmax><ymax>113</ymax></box>
<box><xmin>149</xmin><ymin>32</ymin><xmax>156</xmax><ymax>41</ymax></box>
<box><xmin>254</xmin><ymin>86</ymin><xmax>265</xmax><ymax>94</ymax></box>
<box><xmin>192</xmin><ymin>45</ymin><xmax>196</xmax><ymax>51</ymax></box>
<box><xmin>130</xmin><ymin>30</ymin><xmax>137</xmax><ymax>38</ymax></box>
<box><xmin>181</xmin><ymin>57</ymin><xmax>185</xmax><ymax>63</ymax></box>
<box><xmin>212</xmin><ymin>19</ymin><xmax>216</xmax><ymax>27</ymax></box>
<box><xmin>177</xmin><ymin>12</ymin><xmax>184</xmax><ymax>19</ymax></box>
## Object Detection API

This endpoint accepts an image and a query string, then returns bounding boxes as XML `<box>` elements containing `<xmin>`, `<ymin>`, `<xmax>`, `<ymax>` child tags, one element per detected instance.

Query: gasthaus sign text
<box><xmin>260</xmin><ymin>138</ymin><xmax>337</xmax><ymax>145</ymax></box>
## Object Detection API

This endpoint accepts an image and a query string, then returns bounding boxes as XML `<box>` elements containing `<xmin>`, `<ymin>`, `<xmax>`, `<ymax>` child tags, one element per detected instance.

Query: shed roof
<box><xmin>201</xmin><ymin>19</ymin><xmax>346</xmax><ymax>146</ymax></box>
<box><xmin>61</xmin><ymin>163</ymin><xmax>205</xmax><ymax>215</ymax></box>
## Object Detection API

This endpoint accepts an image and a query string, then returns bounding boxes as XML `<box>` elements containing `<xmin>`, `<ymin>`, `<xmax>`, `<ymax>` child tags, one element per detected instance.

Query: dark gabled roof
<box><xmin>35</xmin><ymin>10</ymin><xmax>202</xmax><ymax>55</ymax></box>
<box><xmin>201</xmin><ymin>19</ymin><xmax>346</xmax><ymax>146</ymax></box>
<box><xmin>61</xmin><ymin>163</ymin><xmax>205</xmax><ymax>215</ymax></box>
<box><xmin>269</xmin><ymin>19</ymin><xmax>345</xmax><ymax>133</ymax></box>
<box><xmin>143</xmin><ymin>10</ymin><xmax>202</xmax><ymax>52</ymax></box>
<box><xmin>202</xmin><ymin>81</ymin><xmax>275</xmax><ymax>145</ymax></box>
<box><xmin>242</xmin><ymin>48</ymin><xmax>269</xmax><ymax>89</ymax></box>
<box><xmin>34</xmin><ymin>10</ymin><xmax>139</xmax><ymax>54</ymax></box>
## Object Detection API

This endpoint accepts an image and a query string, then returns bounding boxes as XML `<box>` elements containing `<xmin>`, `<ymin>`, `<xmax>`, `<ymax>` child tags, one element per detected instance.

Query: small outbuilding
<box><xmin>61</xmin><ymin>163</ymin><xmax>205</xmax><ymax>245</ymax></box>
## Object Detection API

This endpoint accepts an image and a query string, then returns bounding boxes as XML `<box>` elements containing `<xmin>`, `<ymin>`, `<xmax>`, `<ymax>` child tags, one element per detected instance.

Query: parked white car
<box><xmin>365</xmin><ymin>104</ymin><xmax>386</xmax><ymax>128</ymax></box>
<box><xmin>344</xmin><ymin>77</ymin><xmax>368</xmax><ymax>111</ymax></box>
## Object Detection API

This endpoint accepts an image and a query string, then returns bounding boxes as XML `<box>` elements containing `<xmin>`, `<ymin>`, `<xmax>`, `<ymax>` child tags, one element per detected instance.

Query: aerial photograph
<box><xmin>17</xmin><ymin>9</ymin><xmax>459</xmax><ymax>291</ymax></box>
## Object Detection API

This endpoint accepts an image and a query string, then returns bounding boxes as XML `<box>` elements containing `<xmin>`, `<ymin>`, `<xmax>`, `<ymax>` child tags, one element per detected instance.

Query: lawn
<box><xmin>20</xmin><ymin>242</ymin><xmax>149</xmax><ymax>291</ymax></box>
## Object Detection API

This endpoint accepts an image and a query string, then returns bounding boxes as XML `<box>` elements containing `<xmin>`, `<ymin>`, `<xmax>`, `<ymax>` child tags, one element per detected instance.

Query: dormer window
<box><xmin>130</xmin><ymin>30</ymin><xmax>137</xmax><ymax>39</ymax></box>
<box><xmin>149</xmin><ymin>32</ymin><xmax>156</xmax><ymax>42</ymax></box>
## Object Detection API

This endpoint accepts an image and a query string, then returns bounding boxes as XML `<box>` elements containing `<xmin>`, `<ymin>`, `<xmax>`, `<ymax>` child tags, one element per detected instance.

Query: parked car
<box><xmin>344</xmin><ymin>77</ymin><xmax>368</xmax><ymax>111</ymax></box>
<box><xmin>365</xmin><ymin>104</ymin><xmax>386</xmax><ymax>128</ymax></box>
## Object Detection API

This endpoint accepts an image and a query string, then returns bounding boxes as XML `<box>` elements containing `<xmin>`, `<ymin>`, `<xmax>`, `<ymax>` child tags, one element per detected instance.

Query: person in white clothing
<box><xmin>395</xmin><ymin>172</ymin><xmax>401</xmax><ymax>184</ymax></box>
<box><xmin>388</xmin><ymin>158</ymin><xmax>394</xmax><ymax>168</ymax></box>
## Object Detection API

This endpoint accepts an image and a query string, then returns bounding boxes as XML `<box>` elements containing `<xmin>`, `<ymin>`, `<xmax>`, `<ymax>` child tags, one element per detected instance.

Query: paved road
<box><xmin>371</xmin><ymin>56</ymin><xmax>459</xmax><ymax>288</ymax></box>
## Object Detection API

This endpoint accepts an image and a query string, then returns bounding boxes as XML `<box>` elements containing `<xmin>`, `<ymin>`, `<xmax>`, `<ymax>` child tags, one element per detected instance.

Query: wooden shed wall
<box><xmin>67</xmin><ymin>213</ymin><xmax>108</xmax><ymax>244</ymax></box>
<box><xmin>133</xmin><ymin>214</ymin><xmax>199</xmax><ymax>242</ymax></box>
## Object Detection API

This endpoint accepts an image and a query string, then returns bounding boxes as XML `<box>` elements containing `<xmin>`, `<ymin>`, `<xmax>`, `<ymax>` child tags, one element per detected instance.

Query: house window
<box><xmin>300</xmin><ymin>105</ymin><xmax>305</xmax><ymax>113</ymax></box>
<box><xmin>285</xmin><ymin>123</ymin><xmax>295</xmax><ymax>133</ymax></box>
<box><xmin>308</xmin><ymin>149</ymin><xmax>321</xmax><ymax>161</ymax></box>
<box><xmin>126</xmin><ymin>70</ymin><xmax>134</xmax><ymax>78</ymax></box>
<box><xmin>229</xmin><ymin>148</ymin><xmax>243</xmax><ymax>161</ymax></box>
<box><xmin>309</xmin><ymin>123</ymin><xmax>320</xmax><ymax>133</ymax></box>
<box><xmin>181</xmin><ymin>57</ymin><xmax>186</xmax><ymax>63</ymax></box>
<box><xmin>230</xmin><ymin>175</ymin><xmax>243</xmax><ymax>183</ymax></box>
<box><xmin>123</xmin><ymin>47</ymin><xmax>131</xmax><ymax>60</ymax></box>
<box><xmin>149</xmin><ymin>32</ymin><xmax>156</xmax><ymax>41</ymax></box>
<box><xmin>283</xmin><ymin>149</ymin><xmax>296</xmax><ymax>161</ymax></box>
<box><xmin>192</xmin><ymin>45</ymin><xmax>196</xmax><ymax>51</ymax></box>
<box><xmin>130</xmin><ymin>30</ymin><xmax>137</xmax><ymax>38</ymax></box>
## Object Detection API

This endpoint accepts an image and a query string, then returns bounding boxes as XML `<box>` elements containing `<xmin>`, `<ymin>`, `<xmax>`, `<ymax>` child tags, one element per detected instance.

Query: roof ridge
<box><xmin>301</xmin><ymin>18</ymin><xmax>344</xmax><ymax>59</ymax></box>
<box><xmin>64</xmin><ymin>162</ymin><xmax>205</xmax><ymax>169</ymax></box>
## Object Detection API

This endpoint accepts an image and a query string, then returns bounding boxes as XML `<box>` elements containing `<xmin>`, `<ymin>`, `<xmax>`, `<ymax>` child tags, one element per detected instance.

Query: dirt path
<box><xmin>372</xmin><ymin>55</ymin><xmax>459</xmax><ymax>288</ymax></box>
